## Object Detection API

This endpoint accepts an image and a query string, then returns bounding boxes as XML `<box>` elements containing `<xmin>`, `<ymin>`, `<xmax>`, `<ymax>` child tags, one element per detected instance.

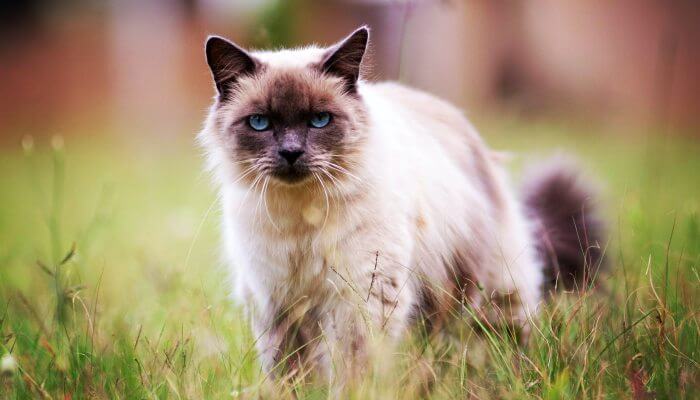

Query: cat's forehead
<box><xmin>231</xmin><ymin>48</ymin><xmax>346</xmax><ymax>117</ymax></box>
<box><xmin>241</xmin><ymin>69</ymin><xmax>342</xmax><ymax>119</ymax></box>
<box><xmin>252</xmin><ymin>46</ymin><xmax>326</xmax><ymax>69</ymax></box>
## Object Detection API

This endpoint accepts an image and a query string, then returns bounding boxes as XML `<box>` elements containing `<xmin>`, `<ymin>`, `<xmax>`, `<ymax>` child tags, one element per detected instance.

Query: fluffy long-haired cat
<box><xmin>199</xmin><ymin>27</ymin><xmax>604</xmax><ymax>383</ymax></box>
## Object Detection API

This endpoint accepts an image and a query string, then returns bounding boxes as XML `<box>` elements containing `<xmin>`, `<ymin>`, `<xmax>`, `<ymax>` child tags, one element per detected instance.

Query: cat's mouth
<box><xmin>271</xmin><ymin>164</ymin><xmax>312</xmax><ymax>184</ymax></box>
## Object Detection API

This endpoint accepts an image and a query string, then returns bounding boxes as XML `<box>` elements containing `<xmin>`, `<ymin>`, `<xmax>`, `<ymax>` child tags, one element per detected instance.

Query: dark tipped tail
<box><xmin>522</xmin><ymin>159</ymin><xmax>606</xmax><ymax>292</ymax></box>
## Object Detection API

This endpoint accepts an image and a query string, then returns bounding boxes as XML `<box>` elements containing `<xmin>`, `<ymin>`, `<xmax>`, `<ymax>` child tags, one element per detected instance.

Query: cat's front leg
<box><xmin>251</xmin><ymin>309</ymin><xmax>283</xmax><ymax>375</ymax></box>
<box><xmin>364</xmin><ymin>250</ymin><xmax>417</xmax><ymax>340</ymax></box>
<box><xmin>250</xmin><ymin>298</ymin><xmax>327</xmax><ymax>379</ymax></box>
<box><xmin>321</xmin><ymin>247</ymin><xmax>418</xmax><ymax>381</ymax></box>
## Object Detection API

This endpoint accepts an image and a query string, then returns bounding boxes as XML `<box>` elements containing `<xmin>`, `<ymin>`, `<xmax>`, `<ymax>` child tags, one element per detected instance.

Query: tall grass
<box><xmin>0</xmin><ymin>122</ymin><xmax>698</xmax><ymax>398</ymax></box>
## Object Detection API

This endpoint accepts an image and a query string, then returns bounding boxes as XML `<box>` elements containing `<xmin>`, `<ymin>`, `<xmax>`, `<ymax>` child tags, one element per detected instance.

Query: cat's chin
<box><xmin>270</xmin><ymin>168</ymin><xmax>312</xmax><ymax>186</ymax></box>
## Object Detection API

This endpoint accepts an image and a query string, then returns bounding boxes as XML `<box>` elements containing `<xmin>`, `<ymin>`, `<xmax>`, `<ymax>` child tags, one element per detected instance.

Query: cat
<box><xmin>198</xmin><ymin>26</ymin><xmax>604</xmax><ymax>383</ymax></box>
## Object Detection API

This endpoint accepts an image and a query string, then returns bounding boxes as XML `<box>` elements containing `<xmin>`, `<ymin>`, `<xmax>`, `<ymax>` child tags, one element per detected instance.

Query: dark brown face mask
<box><xmin>204</xmin><ymin>27</ymin><xmax>370</xmax><ymax>185</ymax></box>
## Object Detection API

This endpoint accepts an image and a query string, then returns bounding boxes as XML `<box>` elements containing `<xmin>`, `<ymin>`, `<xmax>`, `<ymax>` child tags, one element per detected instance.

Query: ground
<box><xmin>0</xmin><ymin>116</ymin><xmax>698</xmax><ymax>399</ymax></box>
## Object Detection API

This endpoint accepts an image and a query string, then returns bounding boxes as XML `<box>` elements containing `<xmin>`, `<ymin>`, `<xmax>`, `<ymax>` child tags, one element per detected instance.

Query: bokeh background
<box><xmin>1</xmin><ymin>0</ymin><xmax>699</xmax><ymax>141</ymax></box>
<box><xmin>1</xmin><ymin>1</ymin><xmax>699</xmax><ymax>398</ymax></box>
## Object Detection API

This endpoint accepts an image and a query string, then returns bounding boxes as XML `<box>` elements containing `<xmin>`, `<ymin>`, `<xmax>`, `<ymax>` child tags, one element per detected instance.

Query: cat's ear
<box><xmin>205</xmin><ymin>35</ymin><xmax>258</xmax><ymax>98</ymax></box>
<box><xmin>321</xmin><ymin>26</ymin><xmax>369</xmax><ymax>92</ymax></box>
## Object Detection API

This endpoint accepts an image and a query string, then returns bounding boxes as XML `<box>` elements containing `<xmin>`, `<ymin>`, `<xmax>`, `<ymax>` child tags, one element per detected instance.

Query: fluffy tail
<box><xmin>522</xmin><ymin>159</ymin><xmax>606</xmax><ymax>292</ymax></box>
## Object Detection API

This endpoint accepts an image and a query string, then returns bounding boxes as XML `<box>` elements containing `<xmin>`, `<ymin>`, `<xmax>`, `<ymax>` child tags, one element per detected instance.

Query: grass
<box><xmin>0</xmin><ymin>118</ymin><xmax>698</xmax><ymax>399</ymax></box>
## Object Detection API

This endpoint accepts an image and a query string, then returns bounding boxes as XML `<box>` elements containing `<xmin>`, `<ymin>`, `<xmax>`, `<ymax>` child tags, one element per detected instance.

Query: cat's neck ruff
<box><xmin>226</xmin><ymin>168</ymin><xmax>368</xmax><ymax>238</ymax></box>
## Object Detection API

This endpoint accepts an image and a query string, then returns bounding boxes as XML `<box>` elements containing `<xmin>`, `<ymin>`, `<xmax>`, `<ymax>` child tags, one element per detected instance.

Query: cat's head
<box><xmin>200</xmin><ymin>27</ymin><xmax>370</xmax><ymax>189</ymax></box>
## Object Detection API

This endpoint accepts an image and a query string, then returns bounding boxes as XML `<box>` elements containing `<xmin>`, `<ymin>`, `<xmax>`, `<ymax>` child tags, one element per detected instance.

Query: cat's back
<box><xmin>360</xmin><ymin>81</ymin><xmax>490</xmax><ymax>176</ymax></box>
<box><xmin>362</xmin><ymin>82</ymin><xmax>467</xmax><ymax>128</ymax></box>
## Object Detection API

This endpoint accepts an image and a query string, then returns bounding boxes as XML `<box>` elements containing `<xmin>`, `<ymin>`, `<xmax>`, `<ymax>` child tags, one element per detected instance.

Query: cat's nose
<box><xmin>278</xmin><ymin>149</ymin><xmax>304</xmax><ymax>165</ymax></box>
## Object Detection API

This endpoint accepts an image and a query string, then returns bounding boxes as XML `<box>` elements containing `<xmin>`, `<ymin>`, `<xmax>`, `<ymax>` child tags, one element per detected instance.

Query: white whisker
<box><xmin>320</xmin><ymin>169</ymin><xmax>349</xmax><ymax>230</ymax></box>
<box><xmin>325</xmin><ymin>161</ymin><xmax>363</xmax><ymax>183</ymax></box>
<box><xmin>236</xmin><ymin>170</ymin><xmax>264</xmax><ymax>219</ymax></box>
<box><xmin>262</xmin><ymin>176</ymin><xmax>281</xmax><ymax>232</ymax></box>
<box><xmin>314</xmin><ymin>172</ymin><xmax>331</xmax><ymax>234</ymax></box>
<box><xmin>230</xmin><ymin>164</ymin><xmax>259</xmax><ymax>186</ymax></box>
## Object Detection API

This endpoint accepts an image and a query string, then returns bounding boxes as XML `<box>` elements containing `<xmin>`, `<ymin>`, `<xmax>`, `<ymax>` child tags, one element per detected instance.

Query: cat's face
<box><xmin>203</xmin><ymin>27</ymin><xmax>369</xmax><ymax>187</ymax></box>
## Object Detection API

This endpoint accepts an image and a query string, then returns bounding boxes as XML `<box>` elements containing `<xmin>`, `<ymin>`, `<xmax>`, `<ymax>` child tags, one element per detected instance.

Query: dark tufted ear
<box><xmin>320</xmin><ymin>26</ymin><xmax>369</xmax><ymax>93</ymax></box>
<box><xmin>205</xmin><ymin>35</ymin><xmax>258</xmax><ymax>99</ymax></box>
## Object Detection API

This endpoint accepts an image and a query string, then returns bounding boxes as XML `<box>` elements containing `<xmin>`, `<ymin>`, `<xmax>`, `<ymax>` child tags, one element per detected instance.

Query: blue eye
<box><xmin>248</xmin><ymin>114</ymin><xmax>270</xmax><ymax>131</ymax></box>
<box><xmin>309</xmin><ymin>112</ymin><xmax>331</xmax><ymax>128</ymax></box>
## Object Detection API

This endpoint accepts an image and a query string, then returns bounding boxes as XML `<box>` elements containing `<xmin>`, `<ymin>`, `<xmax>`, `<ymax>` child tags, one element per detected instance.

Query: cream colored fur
<box><xmin>200</xmin><ymin>46</ymin><xmax>544</xmax><ymax>383</ymax></box>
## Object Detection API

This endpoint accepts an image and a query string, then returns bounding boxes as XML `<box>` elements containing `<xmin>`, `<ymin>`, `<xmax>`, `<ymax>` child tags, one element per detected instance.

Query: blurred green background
<box><xmin>0</xmin><ymin>0</ymin><xmax>698</xmax><ymax>398</ymax></box>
